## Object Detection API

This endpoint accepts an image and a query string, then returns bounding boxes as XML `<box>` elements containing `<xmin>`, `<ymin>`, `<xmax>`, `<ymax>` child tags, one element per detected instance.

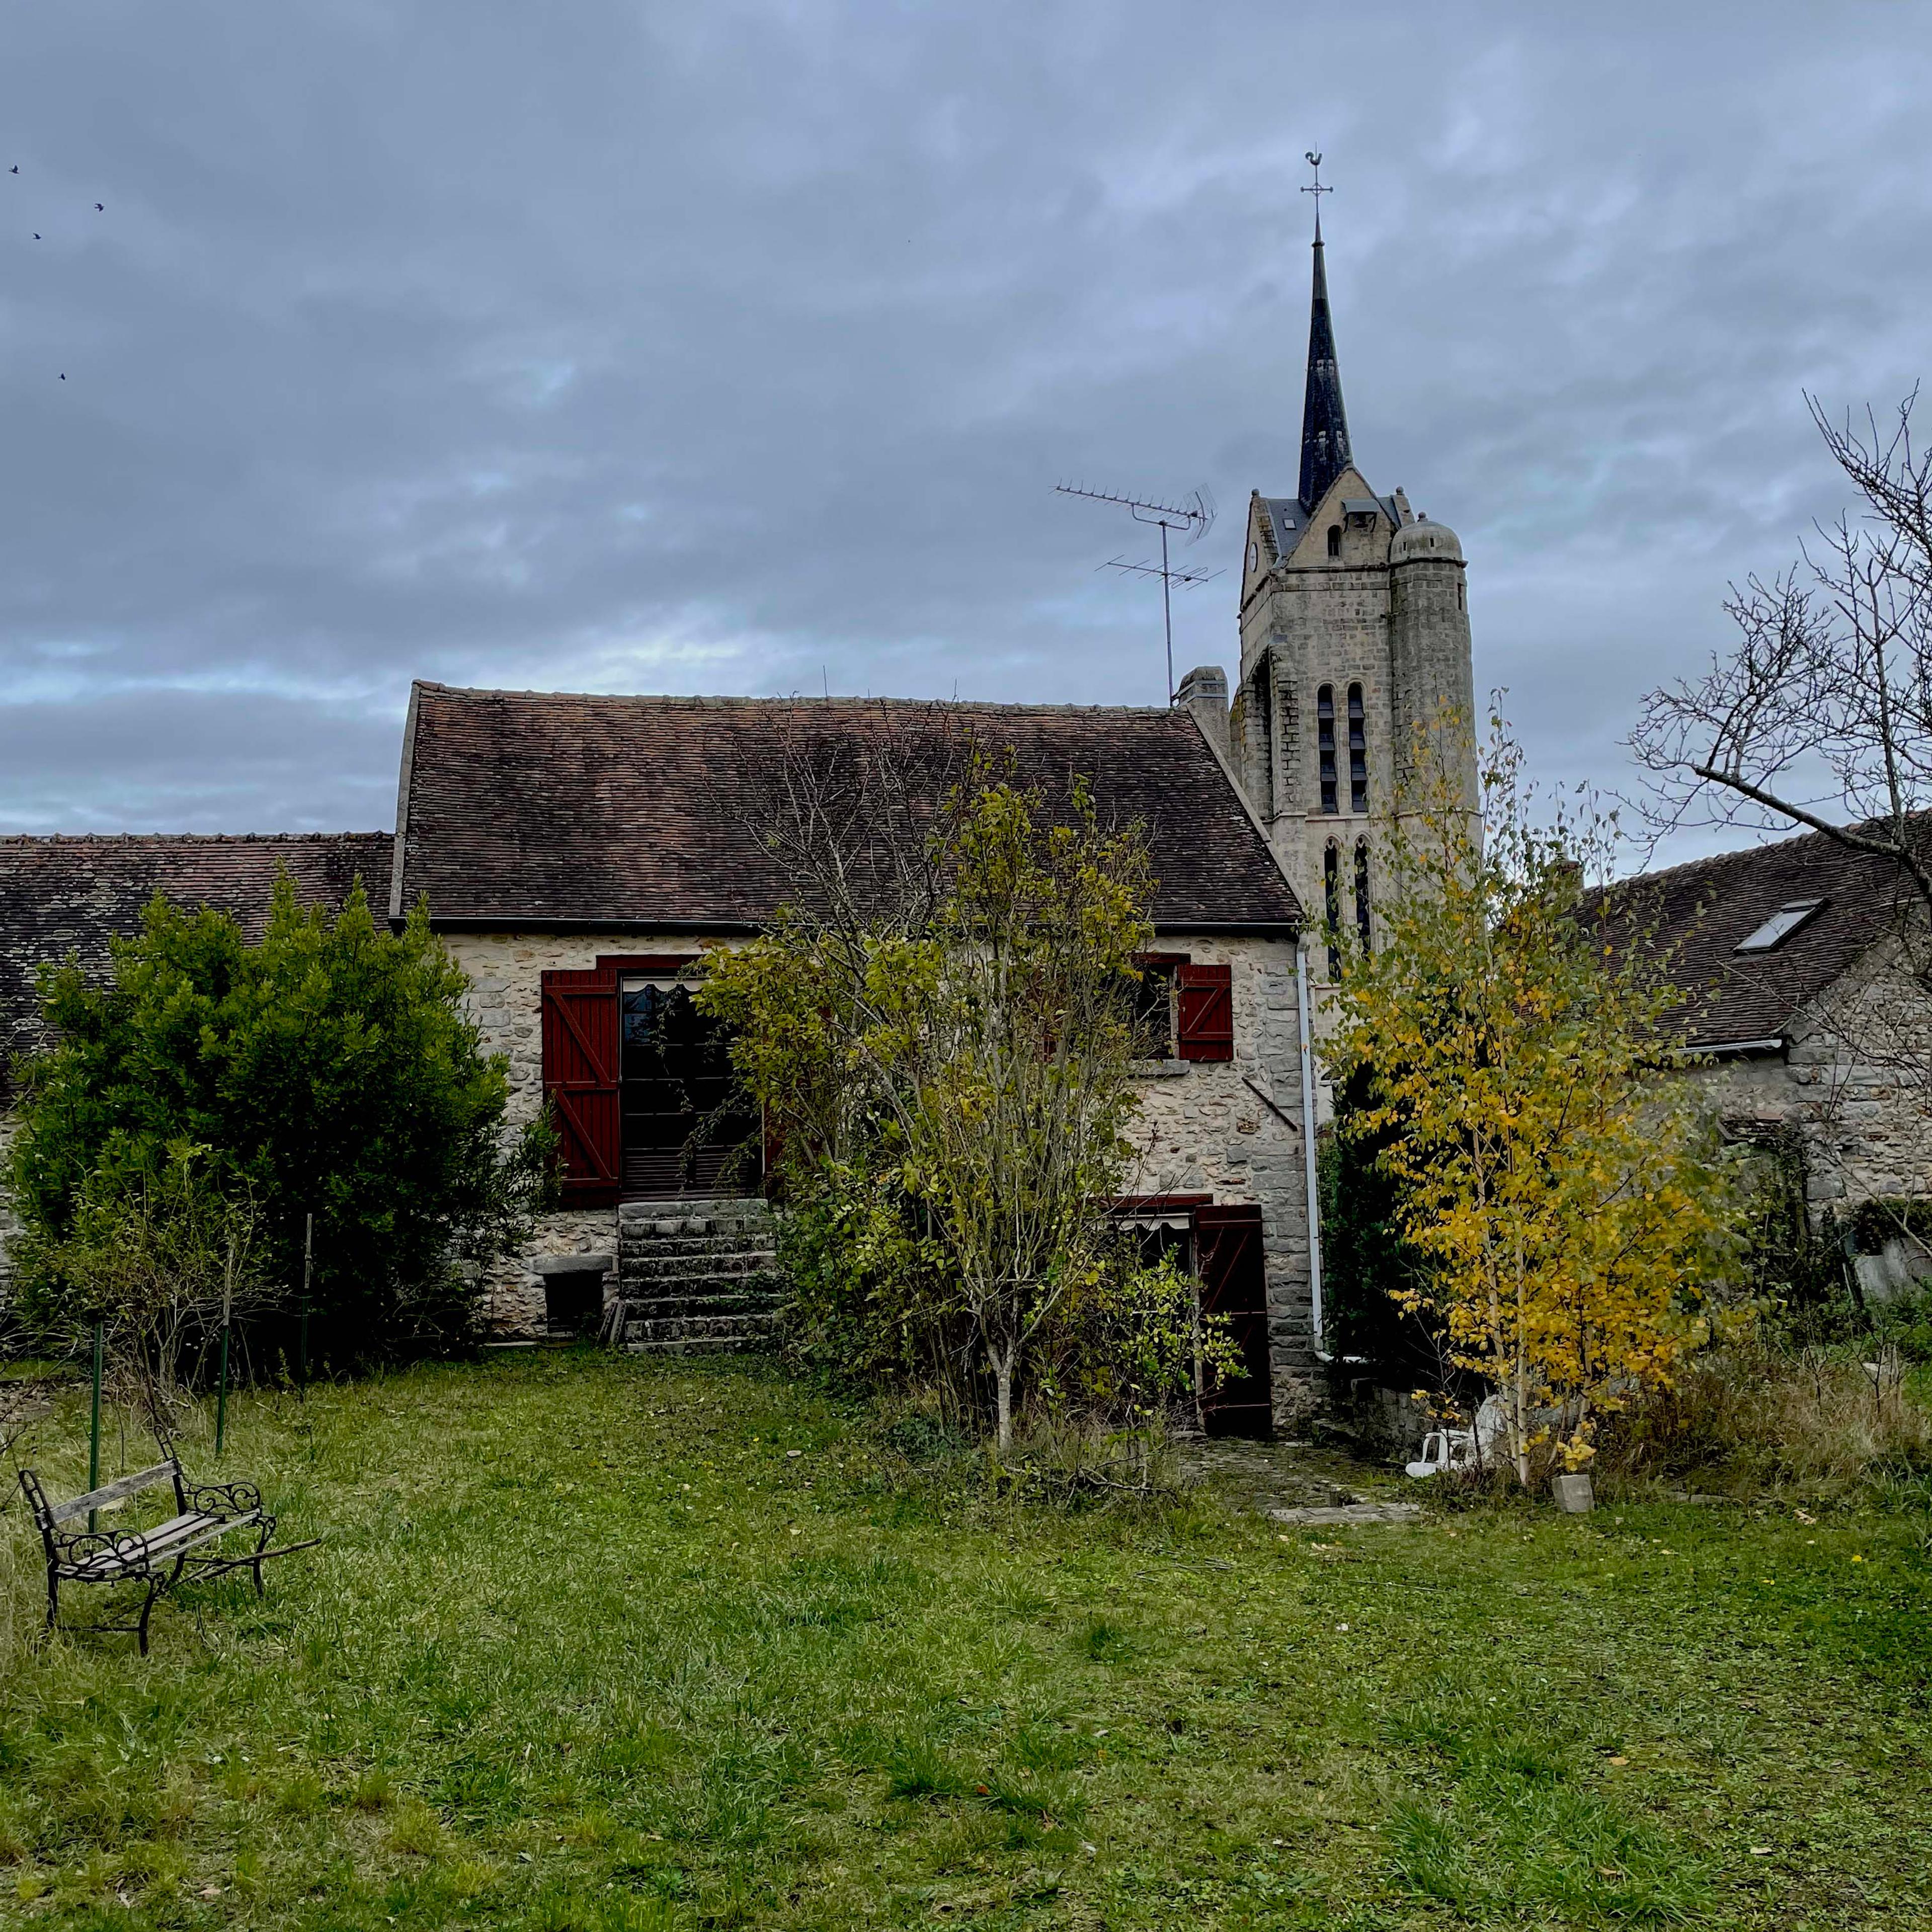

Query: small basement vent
<box><xmin>1734</xmin><ymin>898</ymin><xmax>1826</xmax><ymax>953</ymax></box>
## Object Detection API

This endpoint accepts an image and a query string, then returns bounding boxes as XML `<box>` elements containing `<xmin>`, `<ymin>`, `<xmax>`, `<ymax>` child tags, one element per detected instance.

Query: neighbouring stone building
<box><xmin>1594</xmin><ymin>818</ymin><xmax>1932</xmax><ymax>1278</ymax></box>
<box><xmin>1176</xmin><ymin>203</ymin><xmax>1478</xmax><ymax>980</ymax></box>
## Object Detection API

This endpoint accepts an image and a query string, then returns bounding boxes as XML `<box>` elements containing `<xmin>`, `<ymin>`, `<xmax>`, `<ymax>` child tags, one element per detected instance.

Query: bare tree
<box><xmin>1631</xmin><ymin>390</ymin><xmax>1932</xmax><ymax>905</ymax></box>
<box><xmin>1630</xmin><ymin>391</ymin><xmax>1932</xmax><ymax>1228</ymax></box>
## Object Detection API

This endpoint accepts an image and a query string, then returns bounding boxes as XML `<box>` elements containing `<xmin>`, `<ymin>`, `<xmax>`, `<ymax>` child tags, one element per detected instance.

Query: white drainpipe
<box><xmin>1294</xmin><ymin>935</ymin><xmax>1329</xmax><ymax>1361</ymax></box>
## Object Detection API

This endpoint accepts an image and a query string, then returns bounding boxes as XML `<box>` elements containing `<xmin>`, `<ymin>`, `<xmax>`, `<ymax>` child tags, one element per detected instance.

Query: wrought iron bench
<box><xmin>19</xmin><ymin>1458</ymin><xmax>317</xmax><ymax>1654</ymax></box>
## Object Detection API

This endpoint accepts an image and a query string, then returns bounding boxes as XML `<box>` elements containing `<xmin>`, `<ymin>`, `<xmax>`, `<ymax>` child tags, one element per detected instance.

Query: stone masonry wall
<box><xmin>445</xmin><ymin>930</ymin><xmax>692</xmax><ymax>1335</ymax></box>
<box><xmin>1123</xmin><ymin>934</ymin><xmax>1318</xmax><ymax>1425</ymax></box>
<box><xmin>447</xmin><ymin>929</ymin><xmax>1319</xmax><ymax>1423</ymax></box>
<box><xmin>1689</xmin><ymin>948</ymin><xmax>1932</xmax><ymax>1215</ymax></box>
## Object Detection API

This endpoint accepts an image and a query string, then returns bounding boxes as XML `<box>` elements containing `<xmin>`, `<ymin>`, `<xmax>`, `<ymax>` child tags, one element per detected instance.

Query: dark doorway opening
<box><xmin>619</xmin><ymin>977</ymin><xmax>761</xmax><ymax>1198</ymax></box>
<box><xmin>1195</xmin><ymin>1204</ymin><xmax>1274</xmax><ymax>1437</ymax></box>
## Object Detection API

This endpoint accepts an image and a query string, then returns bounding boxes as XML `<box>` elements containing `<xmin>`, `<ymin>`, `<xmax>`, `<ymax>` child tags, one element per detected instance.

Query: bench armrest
<box><xmin>54</xmin><ymin>1529</ymin><xmax>157</xmax><ymax>1574</ymax></box>
<box><xmin>184</xmin><ymin>1480</ymin><xmax>262</xmax><ymax>1517</ymax></box>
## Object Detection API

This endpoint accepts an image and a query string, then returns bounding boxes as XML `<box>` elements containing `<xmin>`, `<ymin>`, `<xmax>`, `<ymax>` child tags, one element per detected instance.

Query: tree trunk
<box><xmin>994</xmin><ymin>1355</ymin><xmax>1014</xmax><ymax>1457</ymax></box>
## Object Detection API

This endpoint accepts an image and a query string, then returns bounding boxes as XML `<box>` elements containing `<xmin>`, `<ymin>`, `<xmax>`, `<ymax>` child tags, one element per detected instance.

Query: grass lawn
<box><xmin>2</xmin><ymin>1351</ymin><xmax>1928</xmax><ymax>1930</ymax></box>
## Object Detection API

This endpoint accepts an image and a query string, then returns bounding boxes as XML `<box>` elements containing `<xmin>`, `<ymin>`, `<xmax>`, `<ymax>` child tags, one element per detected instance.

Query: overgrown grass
<box><xmin>1606</xmin><ymin>1336</ymin><xmax>1932</xmax><ymax>1502</ymax></box>
<box><xmin>1</xmin><ymin>1350</ymin><xmax>1928</xmax><ymax>1929</ymax></box>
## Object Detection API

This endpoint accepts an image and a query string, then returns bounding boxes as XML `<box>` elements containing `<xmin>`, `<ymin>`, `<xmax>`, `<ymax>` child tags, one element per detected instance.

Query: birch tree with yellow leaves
<box><xmin>1325</xmin><ymin>719</ymin><xmax>1745</xmax><ymax>1485</ymax></box>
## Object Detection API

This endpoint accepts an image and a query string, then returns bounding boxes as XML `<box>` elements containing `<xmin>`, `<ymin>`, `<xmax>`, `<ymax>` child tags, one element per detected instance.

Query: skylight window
<box><xmin>1734</xmin><ymin>899</ymin><xmax>1825</xmax><ymax>953</ymax></box>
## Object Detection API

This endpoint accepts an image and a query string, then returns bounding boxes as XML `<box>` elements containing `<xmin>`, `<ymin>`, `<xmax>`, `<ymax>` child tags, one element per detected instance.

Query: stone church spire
<box><xmin>1297</xmin><ymin>204</ymin><xmax>1352</xmax><ymax>513</ymax></box>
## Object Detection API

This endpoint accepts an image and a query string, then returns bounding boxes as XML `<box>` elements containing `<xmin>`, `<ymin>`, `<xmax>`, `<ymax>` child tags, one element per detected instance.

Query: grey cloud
<box><xmin>2</xmin><ymin>2</ymin><xmax>1929</xmax><ymax>856</ymax></box>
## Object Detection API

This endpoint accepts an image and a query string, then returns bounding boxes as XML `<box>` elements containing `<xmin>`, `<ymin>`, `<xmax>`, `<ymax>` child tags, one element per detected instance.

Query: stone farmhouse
<box><xmin>389</xmin><ymin>684</ymin><xmax>1315</xmax><ymax>1430</ymax></box>
<box><xmin>1593</xmin><ymin>817</ymin><xmax>1932</xmax><ymax>1276</ymax></box>
<box><xmin>0</xmin><ymin>213</ymin><xmax>1480</xmax><ymax>1434</ymax></box>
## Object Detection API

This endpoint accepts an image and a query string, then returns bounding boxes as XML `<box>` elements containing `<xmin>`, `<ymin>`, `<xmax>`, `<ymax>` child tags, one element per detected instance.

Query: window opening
<box><xmin>1457</xmin><ymin>580</ymin><xmax>1465</xmax><ymax>612</ymax></box>
<box><xmin>1354</xmin><ymin>838</ymin><xmax>1372</xmax><ymax>956</ymax></box>
<box><xmin>1347</xmin><ymin>681</ymin><xmax>1368</xmax><ymax>813</ymax></box>
<box><xmin>1327</xmin><ymin>524</ymin><xmax>1342</xmax><ymax>558</ymax></box>
<box><xmin>1317</xmin><ymin>685</ymin><xmax>1337</xmax><ymax>814</ymax></box>
<box><xmin>1324</xmin><ymin>842</ymin><xmax>1342</xmax><ymax>980</ymax></box>
<box><xmin>1253</xmin><ymin>661</ymin><xmax>1274</xmax><ymax>812</ymax></box>
<box><xmin>1128</xmin><ymin>957</ymin><xmax>1178</xmax><ymax>1058</ymax></box>
<box><xmin>1734</xmin><ymin>899</ymin><xmax>1826</xmax><ymax>953</ymax></box>
<box><xmin>619</xmin><ymin>976</ymin><xmax>758</xmax><ymax>1196</ymax></box>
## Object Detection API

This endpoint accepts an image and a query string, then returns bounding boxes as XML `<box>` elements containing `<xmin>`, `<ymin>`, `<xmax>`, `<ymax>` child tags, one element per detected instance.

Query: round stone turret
<box><xmin>1390</xmin><ymin>518</ymin><xmax>1463</xmax><ymax>565</ymax></box>
<box><xmin>1389</xmin><ymin>516</ymin><xmax>1475</xmax><ymax>815</ymax></box>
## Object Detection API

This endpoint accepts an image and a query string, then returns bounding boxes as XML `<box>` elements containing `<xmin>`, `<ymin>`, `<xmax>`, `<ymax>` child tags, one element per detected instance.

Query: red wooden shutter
<box><xmin>540</xmin><ymin>967</ymin><xmax>621</xmax><ymax>1205</ymax></box>
<box><xmin>1176</xmin><ymin>962</ymin><xmax>1234</xmax><ymax>1061</ymax></box>
<box><xmin>1195</xmin><ymin>1203</ymin><xmax>1272</xmax><ymax>1438</ymax></box>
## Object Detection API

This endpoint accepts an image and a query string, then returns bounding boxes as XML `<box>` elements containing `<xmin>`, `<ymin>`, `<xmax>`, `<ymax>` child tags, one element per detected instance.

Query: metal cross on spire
<box><xmin>1301</xmin><ymin>150</ymin><xmax>1330</xmax><ymax>237</ymax></box>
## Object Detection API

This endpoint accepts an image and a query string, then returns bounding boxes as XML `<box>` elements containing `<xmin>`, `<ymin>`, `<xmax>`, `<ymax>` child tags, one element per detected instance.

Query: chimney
<box><xmin>1175</xmin><ymin>665</ymin><xmax>1230</xmax><ymax>761</ymax></box>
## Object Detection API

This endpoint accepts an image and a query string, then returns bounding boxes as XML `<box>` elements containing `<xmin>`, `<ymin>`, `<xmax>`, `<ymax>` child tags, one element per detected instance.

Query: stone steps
<box><xmin>611</xmin><ymin>1197</ymin><xmax>783</xmax><ymax>1355</ymax></box>
<box><xmin>622</xmin><ymin>1310</ymin><xmax>781</xmax><ymax>1348</ymax></box>
<box><xmin>622</xmin><ymin>1330</ymin><xmax>772</xmax><ymax>1358</ymax></box>
<box><xmin>619</xmin><ymin>1287</ymin><xmax>777</xmax><ymax>1320</ymax></box>
<box><xmin>621</xmin><ymin>1250</ymin><xmax>778</xmax><ymax>1282</ymax></box>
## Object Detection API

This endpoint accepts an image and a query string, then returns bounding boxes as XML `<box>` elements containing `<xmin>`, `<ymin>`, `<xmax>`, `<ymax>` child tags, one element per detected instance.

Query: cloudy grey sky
<box><xmin>3</xmin><ymin>2</ymin><xmax>1928</xmax><ymax>851</ymax></box>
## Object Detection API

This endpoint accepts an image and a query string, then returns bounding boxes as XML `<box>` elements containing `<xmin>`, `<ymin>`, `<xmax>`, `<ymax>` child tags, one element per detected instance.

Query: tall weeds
<box><xmin>1607</xmin><ymin>1340</ymin><xmax>1932</xmax><ymax>1499</ymax></box>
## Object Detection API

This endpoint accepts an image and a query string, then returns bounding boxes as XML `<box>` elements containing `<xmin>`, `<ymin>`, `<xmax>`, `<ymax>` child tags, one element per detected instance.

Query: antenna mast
<box><xmin>1055</xmin><ymin>482</ymin><xmax>1218</xmax><ymax>702</ymax></box>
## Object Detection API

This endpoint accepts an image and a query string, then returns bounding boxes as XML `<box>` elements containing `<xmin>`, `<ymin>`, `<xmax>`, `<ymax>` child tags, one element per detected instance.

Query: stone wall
<box><xmin>1688</xmin><ymin>945</ymin><xmax>1932</xmax><ymax>1215</ymax></box>
<box><xmin>445</xmin><ymin>930</ymin><xmax>704</xmax><ymax>1334</ymax></box>
<box><xmin>446</xmin><ymin>929</ymin><xmax>1320</xmax><ymax>1423</ymax></box>
<box><xmin>1125</xmin><ymin>934</ymin><xmax>1317</xmax><ymax>1424</ymax></box>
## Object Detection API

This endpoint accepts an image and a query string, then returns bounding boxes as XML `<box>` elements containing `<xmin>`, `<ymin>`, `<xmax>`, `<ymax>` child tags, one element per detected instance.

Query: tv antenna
<box><xmin>1055</xmin><ymin>482</ymin><xmax>1219</xmax><ymax>702</ymax></box>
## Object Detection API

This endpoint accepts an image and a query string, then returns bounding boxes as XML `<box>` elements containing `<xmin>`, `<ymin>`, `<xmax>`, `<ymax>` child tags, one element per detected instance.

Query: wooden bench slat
<box><xmin>61</xmin><ymin>1511</ymin><xmax>256</xmax><ymax>1576</ymax></box>
<box><xmin>45</xmin><ymin>1461</ymin><xmax>178</xmax><ymax>1525</ymax></box>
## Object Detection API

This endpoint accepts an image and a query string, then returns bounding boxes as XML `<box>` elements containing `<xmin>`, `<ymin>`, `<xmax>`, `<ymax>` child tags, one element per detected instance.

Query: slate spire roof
<box><xmin>1297</xmin><ymin>210</ymin><xmax>1353</xmax><ymax>514</ymax></box>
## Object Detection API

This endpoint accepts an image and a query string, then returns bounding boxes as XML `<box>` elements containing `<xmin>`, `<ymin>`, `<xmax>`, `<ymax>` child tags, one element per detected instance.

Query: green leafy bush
<box><xmin>5</xmin><ymin>875</ymin><xmax>554</xmax><ymax>1362</ymax></box>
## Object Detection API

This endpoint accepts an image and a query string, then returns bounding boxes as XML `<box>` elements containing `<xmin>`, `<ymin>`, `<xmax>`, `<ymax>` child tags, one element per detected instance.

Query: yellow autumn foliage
<box><xmin>1324</xmin><ymin>716</ymin><xmax>1747</xmax><ymax>1484</ymax></box>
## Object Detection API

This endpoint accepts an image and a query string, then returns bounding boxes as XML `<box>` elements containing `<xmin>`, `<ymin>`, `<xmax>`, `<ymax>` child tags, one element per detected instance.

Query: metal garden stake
<box><xmin>300</xmin><ymin>1211</ymin><xmax>313</xmax><ymax>1386</ymax></box>
<box><xmin>88</xmin><ymin>1322</ymin><xmax>104</xmax><ymax>1533</ymax></box>
<box><xmin>215</xmin><ymin>1241</ymin><xmax>234</xmax><ymax>1458</ymax></box>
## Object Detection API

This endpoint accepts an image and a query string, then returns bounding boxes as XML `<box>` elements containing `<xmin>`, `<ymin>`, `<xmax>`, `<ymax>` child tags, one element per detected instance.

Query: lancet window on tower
<box><xmin>1324</xmin><ymin>841</ymin><xmax>1342</xmax><ymax>981</ymax></box>
<box><xmin>1347</xmin><ymin>682</ymin><xmax>1367</xmax><ymax>813</ymax></box>
<box><xmin>1354</xmin><ymin>838</ymin><xmax>1371</xmax><ymax>955</ymax></box>
<box><xmin>1326</xmin><ymin>525</ymin><xmax>1341</xmax><ymax>558</ymax></box>
<box><xmin>1317</xmin><ymin>685</ymin><xmax>1337</xmax><ymax>814</ymax></box>
<box><xmin>1252</xmin><ymin>659</ymin><xmax>1275</xmax><ymax>814</ymax></box>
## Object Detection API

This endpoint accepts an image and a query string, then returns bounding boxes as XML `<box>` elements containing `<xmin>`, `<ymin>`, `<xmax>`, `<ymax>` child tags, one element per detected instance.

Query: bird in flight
<box><xmin>95</xmin><ymin>202</ymin><xmax>103</xmax><ymax>211</ymax></box>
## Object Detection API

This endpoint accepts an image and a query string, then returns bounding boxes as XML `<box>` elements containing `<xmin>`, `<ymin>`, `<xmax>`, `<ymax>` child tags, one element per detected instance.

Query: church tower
<box><xmin>1178</xmin><ymin>195</ymin><xmax>1476</xmax><ymax>980</ymax></box>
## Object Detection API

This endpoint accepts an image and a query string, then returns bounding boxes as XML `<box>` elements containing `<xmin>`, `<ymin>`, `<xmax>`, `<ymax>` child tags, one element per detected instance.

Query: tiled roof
<box><xmin>393</xmin><ymin>684</ymin><xmax>1304</xmax><ymax>933</ymax></box>
<box><xmin>1586</xmin><ymin>818</ymin><xmax>1927</xmax><ymax>1050</ymax></box>
<box><xmin>0</xmin><ymin>833</ymin><xmax>392</xmax><ymax>1097</ymax></box>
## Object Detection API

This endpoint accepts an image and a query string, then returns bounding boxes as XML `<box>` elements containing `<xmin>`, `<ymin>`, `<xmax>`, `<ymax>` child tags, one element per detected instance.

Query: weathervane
<box><xmin>1302</xmin><ymin>149</ymin><xmax>1330</xmax><ymax>235</ymax></box>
